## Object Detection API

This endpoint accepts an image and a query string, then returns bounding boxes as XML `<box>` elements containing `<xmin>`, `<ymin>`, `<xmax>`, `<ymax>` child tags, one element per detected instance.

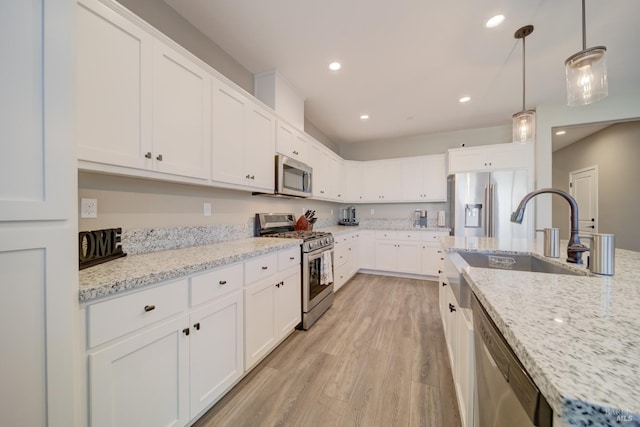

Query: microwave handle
<box><xmin>304</xmin><ymin>171</ymin><xmax>311</xmax><ymax>192</ymax></box>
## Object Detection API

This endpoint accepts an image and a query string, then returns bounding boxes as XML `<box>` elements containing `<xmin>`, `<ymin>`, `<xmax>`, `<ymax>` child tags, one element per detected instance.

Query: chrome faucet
<box><xmin>511</xmin><ymin>188</ymin><xmax>589</xmax><ymax>264</ymax></box>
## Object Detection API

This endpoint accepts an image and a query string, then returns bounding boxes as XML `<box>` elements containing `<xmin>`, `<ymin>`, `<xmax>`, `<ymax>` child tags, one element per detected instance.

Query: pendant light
<box><xmin>565</xmin><ymin>0</ymin><xmax>607</xmax><ymax>106</ymax></box>
<box><xmin>512</xmin><ymin>25</ymin><xmax>535</xmax><ymax>143</ymax></box>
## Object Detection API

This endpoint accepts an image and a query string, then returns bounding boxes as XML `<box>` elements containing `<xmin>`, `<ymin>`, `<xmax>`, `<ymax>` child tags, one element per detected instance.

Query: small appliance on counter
<box><xmin>339</xmin><ymin>206</ymin><xmax>358</xmax><ymax>226</ymax></box>
<box><xmin>414</xmin><ymin>209</ymin><xmax>428</xmax><ymax>227</ymax></box>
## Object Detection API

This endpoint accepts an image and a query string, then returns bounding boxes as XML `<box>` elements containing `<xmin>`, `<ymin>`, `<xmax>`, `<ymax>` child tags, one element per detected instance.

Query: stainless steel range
<box><xmin>255</xmin><ymin>213</ymin><xmax>335</xmax><ymax>329</ymax></box>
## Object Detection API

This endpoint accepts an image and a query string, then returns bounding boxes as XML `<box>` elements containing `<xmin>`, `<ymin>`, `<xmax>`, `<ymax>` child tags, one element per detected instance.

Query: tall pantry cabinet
<box><xmin>0</xmin><ymin>0</ymin><xmax>78</xmax><ymax>426</ymax></box>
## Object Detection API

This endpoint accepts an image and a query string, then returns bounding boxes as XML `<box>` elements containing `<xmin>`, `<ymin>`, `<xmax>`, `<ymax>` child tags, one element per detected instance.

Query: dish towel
<box><xmin>320</xmin><ymin>251</ymin><xmax>333</xmax><ymax>285</ymax></box>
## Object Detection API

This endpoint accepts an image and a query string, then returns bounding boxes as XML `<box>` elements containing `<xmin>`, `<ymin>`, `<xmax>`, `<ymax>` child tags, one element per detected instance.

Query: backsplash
<box><xmin>358</xmin><ymin>217</ymin><xmax>440</xmax><ymax>229</ymax></box>
<box><xmin>122</xmin><ymin>217</ymin><xmax>337</xmax><ymax>255</ymax></box>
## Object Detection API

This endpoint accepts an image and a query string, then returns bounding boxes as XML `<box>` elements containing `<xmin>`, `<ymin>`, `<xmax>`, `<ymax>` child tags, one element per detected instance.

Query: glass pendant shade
<box><xmin>565</xmin><ymin>46</ymin><xmax>608</xmax><ymax>106</ymax></box>
<box><xmin>512</xmin><ymin>110</ymin><xmax>536</xmax><ymax>143</ymax></box>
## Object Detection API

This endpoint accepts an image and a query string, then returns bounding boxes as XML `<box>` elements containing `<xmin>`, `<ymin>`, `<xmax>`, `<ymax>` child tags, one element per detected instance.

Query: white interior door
<box><xmin>569</xmin><ymin>166</ymin><xmax>598</xmax><ymax>236</ymax></box>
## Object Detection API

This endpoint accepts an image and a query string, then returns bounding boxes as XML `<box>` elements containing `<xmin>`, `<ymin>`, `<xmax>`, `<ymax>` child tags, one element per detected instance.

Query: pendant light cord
<box><xmin>522</xmin><ymin>35</ymin><xmax>526</xmax><ymax>111</ymax></box>
<box><xmin>582</xmin><ymin>0</ymin><xmax>587</xmax><ymax>50</ymax></box>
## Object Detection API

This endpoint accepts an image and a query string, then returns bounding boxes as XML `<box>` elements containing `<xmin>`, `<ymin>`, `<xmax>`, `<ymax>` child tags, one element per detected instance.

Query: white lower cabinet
<box><xmin>244</xmin><ymin>254</ymin><xmax>301</xmax><ymax>370</ymax></box>
<box><xmin>439</xmin><ymin>254</ymin><xmax>475</xmax><ymax>427</ymax></box>
<box><xmin>189</xmin><ymin>290</ymin><xmax>243</xmax><ymax>417</ymax></box>
<box><xmin>334</xmin><ymin>231</ymin><xmax>360</xmax><ymax>291</ymax></box>
<box><xmin>88</xmin><ymin>314</ymin><xmax>190</xmax><ymax>427</ymax></box>
<box><xmin>372</xmin><ymin>230</ymin><xmax>448</xmax><ymax>276</ymax></box>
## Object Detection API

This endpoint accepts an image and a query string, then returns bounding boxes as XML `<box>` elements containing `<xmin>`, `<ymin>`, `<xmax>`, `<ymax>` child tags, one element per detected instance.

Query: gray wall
<box><xmin>339</xmin><ymin>125</ymin><xmax>511</xmax><ymax>160</ymax></box>
<box><xmin>552</xmin><ymin>121</ymin><xmax>640</xmax><ymax>251</ymax></box>
<box><xmin>117</xmin><ymin>0</ymin><xmax>254</xmax><ymax>93</ymax></box>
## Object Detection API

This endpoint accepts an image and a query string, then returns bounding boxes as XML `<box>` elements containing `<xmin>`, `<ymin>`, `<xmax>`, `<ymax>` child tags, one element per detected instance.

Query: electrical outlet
<box><xmin>330</xmin><ymin>209</ymin><xmax>334</xmax><ymax>215</ymax></box>
<box><xmin>370</xmin><ymin>208</ymin><xmax>375</xmax><ymax>216</ymax></box>
<box><xmin>203</xmin><ymin>203</ymin><xmax>212</xmax><ymax>217</ymax></box>
<box><xmin>81</xmin><ymin>198</ymin><xmax>98</xmax><ymax>218</ymax></box>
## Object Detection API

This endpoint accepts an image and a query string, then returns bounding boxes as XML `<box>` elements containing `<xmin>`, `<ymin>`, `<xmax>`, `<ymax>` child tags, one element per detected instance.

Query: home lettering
<box><xmin>79</xmin><ymin>228</ymin><xmax>126</xmax><ymax>269</ymax></box>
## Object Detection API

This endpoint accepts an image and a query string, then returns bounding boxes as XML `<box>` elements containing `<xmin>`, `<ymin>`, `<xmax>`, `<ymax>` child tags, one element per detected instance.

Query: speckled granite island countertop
<box><xmin>441</xmin><ymin>236</ymin><xmax>640</xmax><ymax>427</ymax></box>
<box><xmin>79</xmin><ymin>238</ymin><xmax>301</xmax><ymax>302</ymax></box>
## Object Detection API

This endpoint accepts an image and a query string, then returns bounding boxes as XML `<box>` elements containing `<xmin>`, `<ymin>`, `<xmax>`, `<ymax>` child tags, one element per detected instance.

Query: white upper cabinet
<box><xmin>309</xmin><ymin>143</ymin><xmax>331</xmax><ymax>199</ymax></box>
<box><xmin>448</xmin><ymin>142</ymin><xmax>533</xmax><ymax>173</ymax></box>
<box><xmin>363</xmin><ymin>160</ymin><xmax>402</xmax><ymax>202</ymax></box>
<box><xmin>345</xmin><ymin>161</ymin><xmax>364</xmax><ymax>202</ymax></box>
<box><xmin>401</xmin><ymin>154</ymin><xmax>447</xmax><ymax>202</ymax></box>
<box><xmin>276</xmin><ymin>120</ymin><xmax>308</xmax><ymax>163</ymax></box>
<box><xmin>152</xmin><ymin>42</ymin><xmax>211</xmax><ymax>179</ymax></box>
<box><xmin>77</xmin><ymin>0</ymin><xmax>211</xmax><ymax>180</ymax></box>
<box><xmin>212</xmin><ymin>80</ymin><xmax>276</xmax><ymax>192</ymax></box>
<box><xmin>76</xmin><ymin>0</ymin><xmax>152</xmax><ymax>171</ymax></box>
<box><xmin>330</xmin><ymin>156</ymin><xmax>346</xmax><ymax>201</ymax></box>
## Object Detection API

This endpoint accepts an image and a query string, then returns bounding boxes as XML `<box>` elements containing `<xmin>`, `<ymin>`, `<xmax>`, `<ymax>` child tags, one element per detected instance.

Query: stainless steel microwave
<box><xmin>275</xmin><ymin>154</ymin><xmax>312</xmax><ymax>198</ymax></box>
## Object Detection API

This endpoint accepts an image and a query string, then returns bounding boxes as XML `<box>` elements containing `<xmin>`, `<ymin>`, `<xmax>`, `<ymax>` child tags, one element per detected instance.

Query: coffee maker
<box><xmin>339</xmin><ymin>206</ymin><xmax>358</xmax><ymax>226</ymax></box>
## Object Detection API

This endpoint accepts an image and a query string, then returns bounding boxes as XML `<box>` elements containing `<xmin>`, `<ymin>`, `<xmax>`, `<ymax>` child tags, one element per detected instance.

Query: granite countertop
<box><xmin>318</xmin><ymin>224</ymin><xmax>450</xmax><ymax>236</ymax></box>
<box><xmin>79</xmin><ymin>237</ymin><xmax>301</xmax><ymax>302</ymax></box>
<box><xmin>441</xmin><ymin>236</ymin><xmax>640</xmax><ymax>426</ymax></box>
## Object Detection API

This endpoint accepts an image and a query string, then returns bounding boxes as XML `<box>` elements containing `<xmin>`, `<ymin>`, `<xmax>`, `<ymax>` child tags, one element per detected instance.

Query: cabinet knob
<box><xmin>144</xmin><ymin>305</ymin><xmax>155</xmax><ymax>312</ymax></box>
<box><xmin>261</xmin><ymin>266</ymin><xmax>269</xmax><ymax>270</ymax></box>
<box><xmin>289</xmin><ymin>256</ymin><xmax>295</xmax><ymax>260</ymax></box>
<box><xmin>193</xmin><ymin>323</ymin><xmax>200</xmax><ymax>331</ymax></box>
<box><xmin>144</xmin><ymin>152</ymin><xmax>152</xmax><ymax>159</ymax></box>
<box><xmin>442</xmin><ymin>281</ymin><xmax>448</xmax><ymax>287</ymax></box>
<box><xmin>449</xmin><ymin>303</ymin><xmax>456</xmax><ymax>313</ymax></box>
<box><xmin>250</xmin><ymin>175</ymin><xmax>255</xmax><ymax>180</ymax></box>
<box><xmin>182</xmin><ymin>328</ymin><xmax>190</xmax><ymax>336</ymax></box>
<box><xmin>219</xmin><ymin>280</ymin><xmax>227</xmax><ymax>285</ymax></box>
<box><xmin>246</xmin><ymin>174</ymin><xmax>251</xmax><ymax>179</ymax></box>
<box><xmin>156</xmin><ymin>154</ymin><xmax>163</xmax><ymax>161</ymax></box>
<box><xmin>438</xmin><ymin>270</ymin><xmax>443</xmax><ymax>274</ymax></box>
<box><xmin>293</xmin><ymin>150</ymin><xmax>299</xmax><ymax>155</ymax></box>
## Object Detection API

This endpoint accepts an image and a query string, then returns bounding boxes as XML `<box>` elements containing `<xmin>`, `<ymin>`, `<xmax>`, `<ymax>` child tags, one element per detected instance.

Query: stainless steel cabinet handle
<box><xmin>289</xmin><ymin>256</ymin><xmax>295</xmax><ymax>260</ymax></box>
<box><xmin>293</xmin><ymin>150</ymin><xmax>299</xmax><ymax>155</ymax></box>
<box><xmin>250</xmin><ymin>175</ymin><xmax>255</xmax><ymax>180</ymax></box>
<box><xmin>261</xmin><ymin>266</ymin><xmax>268</xmax><ymax>270</ymax></box>
<box><xmin>449</xmin><ymin>303</ymin><xmax>456</xmax><ymax>313</ymax></box>
<box><xmin>246</xmin><ymin>174</ymin><xmax>251</xmax><ymax>179</ymax></box>
<box><xmin>219</xmin><ymin>280</ymin><xmax>227</xmax><ymax>285</ymax></box>
<box><xmin>182</xmin><ymin>328</ymin><xmax>190</xmax><ymax>336</ymax></box>
<box><xmin>144</xmin><ymin>152</ymin><xmax>152</xmax><ymax>159</ymax></box>
<box><xmin>144</xmin><ymin>305</ymin><xmax>155</xmax><ymax>312</ymax></box>
<box><xmin>193</xmin><ymin>323</ymin><xmax>200</xmax><ymax>330</ymax></box>
<box><xmin>156</xmin><ymin>154</ymin><xmax>163</xmax><ymax>161</ymax></box>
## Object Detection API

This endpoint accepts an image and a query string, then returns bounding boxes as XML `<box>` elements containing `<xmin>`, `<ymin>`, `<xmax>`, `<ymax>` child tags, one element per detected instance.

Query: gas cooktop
<box><xmin>255</xmin><ymin>213</ymin><xmax>334</xmax><ymax>252</ymax></box>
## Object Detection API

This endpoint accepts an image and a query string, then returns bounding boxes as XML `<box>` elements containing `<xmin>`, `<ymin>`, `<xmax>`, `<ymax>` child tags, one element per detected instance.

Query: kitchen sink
<box><xmin>456</xmin><ymin>252</ymin><xmax>588</xmax><ymax>276</ymax></box>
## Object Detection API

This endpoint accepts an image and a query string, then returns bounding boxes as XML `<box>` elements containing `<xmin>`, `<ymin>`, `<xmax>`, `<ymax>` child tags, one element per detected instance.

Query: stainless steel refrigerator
<box><xmin>448</xmin><ymin>171</ymin><xmax>533</xmax><ymax>239</ymax></box>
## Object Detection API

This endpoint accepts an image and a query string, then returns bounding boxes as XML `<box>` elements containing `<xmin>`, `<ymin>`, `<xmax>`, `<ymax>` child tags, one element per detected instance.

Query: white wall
<box><xmin>116</xmin><ymin>0</ymin><xmax>253</xmax><ymax>93</ymax></box>
<box><xmin>535</xmin><ymin>94</ymin><xmax>640</xmax><ymax>230</ymax></box>
<box><xmin>78</xmin><ymin>172</ymin><xmax>339</xmax><ymax>231</ymax></box>
<box><xmin>339</xmin><ymin>125</ymin><xmax>511</xmax><ymax>160</ymax></box>
<box><xmin>552</xmin><ymin>121</ymin><xmax>640</xmax><ymax>251</ymax></box>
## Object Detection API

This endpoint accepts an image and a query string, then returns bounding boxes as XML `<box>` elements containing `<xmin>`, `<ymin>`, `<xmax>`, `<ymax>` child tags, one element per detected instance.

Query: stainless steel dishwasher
<box><xmin>472</xmin><ymin>293</ymin><xmax>553</xmax><ymax>427</ymax></box>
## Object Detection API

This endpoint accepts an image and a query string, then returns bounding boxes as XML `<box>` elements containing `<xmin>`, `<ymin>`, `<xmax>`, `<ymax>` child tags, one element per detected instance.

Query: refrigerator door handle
<box><xmin>485</xmin><ymin>184</ymin><xmax>495</xmax><ymax>237</ymax></box>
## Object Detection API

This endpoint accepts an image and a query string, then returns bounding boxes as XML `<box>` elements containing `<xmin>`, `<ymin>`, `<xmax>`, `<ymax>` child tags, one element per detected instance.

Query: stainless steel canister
<box><xmin>589</xmin><ymin>233</ymin><xmax>615</xmax><ymax>275</ymax></box>
<box><xmin>543</xmin><ymin>228</ymin><xmax>560</xmax><ymax>258</ymax></box>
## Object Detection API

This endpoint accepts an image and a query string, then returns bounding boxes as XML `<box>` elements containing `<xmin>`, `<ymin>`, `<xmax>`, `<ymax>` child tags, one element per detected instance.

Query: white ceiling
<box><xmin>164</xmin><ymin>0</ymin><xmax>640</xmax><ymax>145</ymax></box>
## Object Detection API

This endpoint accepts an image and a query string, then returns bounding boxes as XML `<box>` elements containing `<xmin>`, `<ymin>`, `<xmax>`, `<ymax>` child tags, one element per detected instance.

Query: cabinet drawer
<box><xmin>334</xmin><ymin>243</ymin><xmax>352</xmax><ymax>268</ymax></box>
<box><xmin>245</xmin><ymin>253</ymin><xmax>278</xmax><ymax>284</ymax></box>
<box><xmin>375</xmin><ymin>230</ymin><xmax>397</xmax><ymax>240</ymax></box>
<box><xmin>422</xmin><ymin>231</ymin><xmax>449</xmax><ymax>246</ymax></box>
<box><xmin>87</xmin><ymin>279</ymin><xmax>188</xmax><ymax>348</ymax></box>
<box><xmin>396</xmin><ymin>231</ymin><xmax>422</xmax><ymax>241</ymax></box>
<box><xmin>190</xmin><ymin>263</ymin><xmax>243</xmax><ymax>306</ymax></box>
<box><xmin>278</xmin><ymin>247</ymin><xmax>300</xmax><ymax>271</ymax></box>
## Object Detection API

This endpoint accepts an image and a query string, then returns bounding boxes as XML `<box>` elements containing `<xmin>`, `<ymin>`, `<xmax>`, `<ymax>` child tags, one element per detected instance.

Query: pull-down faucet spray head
<box><xmin>511</xmin><ymin>188</ymin><xmax>589</xmax><ymax>264</ymax></box>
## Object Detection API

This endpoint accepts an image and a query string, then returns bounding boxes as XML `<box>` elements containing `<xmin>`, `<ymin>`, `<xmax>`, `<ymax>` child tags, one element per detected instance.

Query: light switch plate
<box><xmin>203</xmin><ymin>203</ymin><xmax>212</xmax><ymax>217</ymax></box>
<box><xmin>81</xmin><ymin>198</ymin><xmax>97</xmax><ymax>218</ymax></box>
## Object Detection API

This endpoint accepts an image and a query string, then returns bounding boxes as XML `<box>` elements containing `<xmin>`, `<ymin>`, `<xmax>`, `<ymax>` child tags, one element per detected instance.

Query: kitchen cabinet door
<box><xmin>309</xmin><ymin>144</ymin><xmax>332</xmax><ymax>199</ymax></box>
<box><xmin>345</xmin><ymin>161</ymin><xmax>364</xmax><ymax>202</ymax></box>
<box><xmin>442</xmin><ymin>284</ymin><xmax>458</xmax><ymax>371</ymax></box>
<box><xmin>152</xmin><ymin>42</ymin><xmax>211</xmax><ymax>179</ymax></box>
<box><xmin>244</xmin><ymin>101</ymin><xmax>276</xmax><ymax>191</ymax></box>
<box><xmin>244</xmin><ymin>277</ymin><xmax>277</xmax><ymax>370</ymax></box>
<box><xmin>396</xmin><ymin>241</ymin><xmax>421</xmax><ymax>274</ymax></box>
<box><xmin>359</xmin><ymin>231</ymin><xmax>375</xmax><ymax>269</ymax></box>
<box><xmin>211</xmin><ymin>81</ymin><xmax>247</xmax><ymax>187</ymax></box>
<box><xmin>421</xmin><ymin>245</ymin><xmax>442</xmax><ymax>276</ymax></box>
<box><xmin>363</xmin><ymin>160</ymin><xmax>402</xmax><ymax>202</ymax></box>
<box><xmin>76</xmin><ymin>0</ymin><xmax>152</xmax><ymax>172</ymax></box>
<box><xmin>190</xmin><ymin>290</ymin><xmax>243</xmax><ymax>417</ymax></box>
<box><xmin>456</xmin><ymin>308</ymin><xmax>475</xmax><ymax>427</ymax></box>
<box><xmin>374</xmin><ymin>241</ymin><xmax>397</xmax><ymax>271</ymax></box>
<box><xmin>402</xmin><ymin>155</ymin><xmax>447</xmax><ymax>202</ymax></box>
<box><xmin>276</xmin><ymin>120</ymin><xmax>308</xmax><ymax>163</ymax></box>
<box><xmin>276</xmin><ymin>267</ymin><xmax>301</xmax><ymax>337</ymax></box>
<box><xmin>448</xmin><ymin>142</ymin><xmax>533</xmax><ymax>173</ymax></box>
<box><xmin>330</xmin><ymin>156</ymin><xmax>346</xmax><ymax>201</ymax></box>
<box><xmin>89</xmin><ymin>315</ymin><xmax>190</xmax><ymax>427</ymax></box>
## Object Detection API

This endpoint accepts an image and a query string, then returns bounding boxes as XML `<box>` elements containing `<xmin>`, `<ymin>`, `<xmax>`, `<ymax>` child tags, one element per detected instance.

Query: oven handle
<box><xmin>305</xmin><ymin>244</ymin><xmax>334</xmax><ymax>258</ymax></box>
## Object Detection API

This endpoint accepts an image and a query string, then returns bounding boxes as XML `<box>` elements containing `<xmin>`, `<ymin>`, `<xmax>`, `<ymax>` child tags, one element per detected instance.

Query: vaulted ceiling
<box><xmin>165</xmin><ymin>0</ymin><xmax>640</xmax><ymax>145</ymax></box>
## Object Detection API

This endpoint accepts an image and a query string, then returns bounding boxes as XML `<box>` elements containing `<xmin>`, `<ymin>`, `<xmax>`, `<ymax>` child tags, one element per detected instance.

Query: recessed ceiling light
<box><xmin>486</xmin><ymin>14</ymin><xmax>505</xmax><ymax>28</ymax></box>
<box><xmin>329</xmin><ymin>62</ymin><xmax>341</xmax><ymax>71</ymax></box>
<box><xmin>555</xmin><ymin>130</ymin><xmax>567</xmax><ymax>135</ymax></box>
<box><xmin>459</xmin><ymin>96</ymin><xmax>471</xmax><ymax>103</ymax></box>
<box><xmin>360</xmin><ymin>114</ymin><xmax>369</xmax><ymax>120</ymax></box>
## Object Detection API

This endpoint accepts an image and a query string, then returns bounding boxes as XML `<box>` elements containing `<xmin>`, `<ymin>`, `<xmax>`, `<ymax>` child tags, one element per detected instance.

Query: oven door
<box><xmin>302</xmin><ymin>246</ymin><xmax>334</xmax><ymax>313</ymax></box>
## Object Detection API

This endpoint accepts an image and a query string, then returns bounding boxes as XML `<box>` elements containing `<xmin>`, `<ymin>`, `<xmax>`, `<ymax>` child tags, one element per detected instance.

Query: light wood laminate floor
<box><xmin>194</xmin><ymin>273</ymin><xmax>462</xmax><ymax>427</ymax></box>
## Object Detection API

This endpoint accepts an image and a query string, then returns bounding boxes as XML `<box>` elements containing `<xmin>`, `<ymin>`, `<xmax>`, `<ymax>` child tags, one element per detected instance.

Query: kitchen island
<box><xmin>441</xmin><ymin>236</ymin><xmax>640</xmax><ymax>426</ymax></box>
